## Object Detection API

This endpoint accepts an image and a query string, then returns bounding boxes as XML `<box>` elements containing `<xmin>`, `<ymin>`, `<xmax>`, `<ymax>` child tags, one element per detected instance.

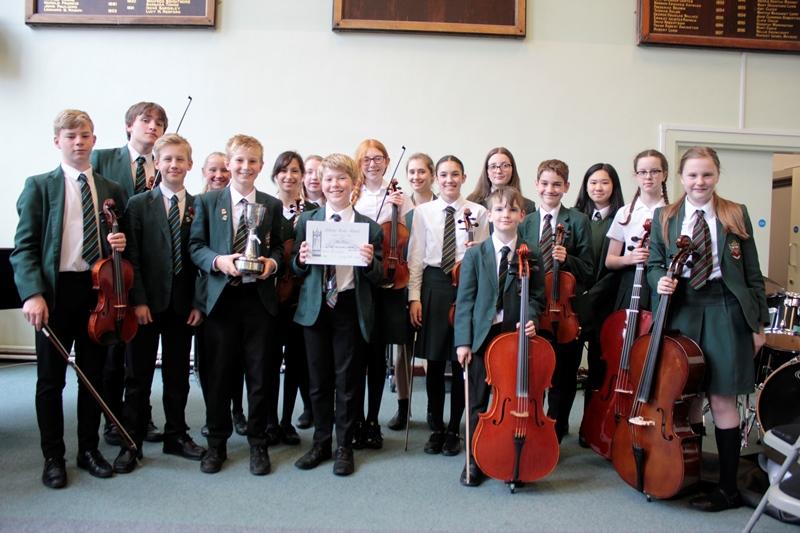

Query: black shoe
<box><xmin>460</xmin><ymin>462</ymin><xmax>485</xmax><ymax>487</ymax></box>
<box><xmin>103</xmin><ymin>424</ymin><xmax>122</xmax><ymax>446</ymax></box>
<box><xmin>280</xmin><ymin>423</ymin><xmax>301</xmax><ymax>446</ymax></box>
<box><xmin>387</xmin><ymin>407</ymin><xmax>408</xmax><ymax>431</ymax></box>
<box><xmin>200</xmin><ymin>447</ymin><xmax>227</xmax><ymax>474</ymax></box>
<box><xmin>42</xmin><ymin>457</ymin><xmax>67</xmax><ymax>489</ymax></box>
<box><xmin>264</xmin><ymin>425</ymin><xmax>282</xmax><ymax>446</ymax></box>
<box><xmin>201</xmin><ymin>425</ymin><xmax>209</xmax><ymax>437</ymax></box>
<box><xmin>163</xmin><ymin>434</ymin><xmax>206</xmax><ymax>461</ymax></box>
<box><xmin>76</xmin><ymin>449</ymin><xmax>113</xmax><ymax>478</ymax></box>
<box><xmin>351</xmin><ymin>420</ymin><xmax>366</xmax><ymax>450</ymax></box>
<box><xmin>144</xmin><ymin>419</ymin><xmax>164</xmax><ymax>443</ymax></box>
<box><xmin>424</xmin><ymin>431</ymin><xmax>446</xmax><ymax>455</ymax></box>
<box><xmin>249</xmin><ymin>444</ymin><xmax>271</xmax><ymax>475</ymax></box>
<box><xmin>294</xmin><ymin>444</ymin><xmax>332</xmax><ymax>470</ymax></box>
<box><xmin>442</xmin><ymin>431</ymin><xmax>461</xmax><ymax>456</ymax></box>
<box><xmin>232</xmin><ymin>412</ymin><xmax>247</xmax><ymax>436</ymax></box>
<box><xmin>113</xmin><ymin>448</ymin><xmax>139</xmax><ymax>474</ymax></box>
<box><xmin>296</xmin><ymin>409</ymin><xmax>313</xmax><ymax>430</ymax></box>
<box><xmin>333</xmin><ymin>446</ymin><xmax>354</xmax><ymax>476</ymax></box>
<box><xmin>689</xmin><ymin>487</ymin><xmax>743</xmax><ymax>512</ymax></box>
<box><xmin>362</xmin><ymin>420</ymin><xmax>383</xmax><ymax>449</ymax></box>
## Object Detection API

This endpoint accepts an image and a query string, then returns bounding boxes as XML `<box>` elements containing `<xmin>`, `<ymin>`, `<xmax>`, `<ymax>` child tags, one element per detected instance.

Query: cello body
<box><xmin>473</xmin><ymin>334</ymin><xmax>559</xmax><ymax>483</ymax></box>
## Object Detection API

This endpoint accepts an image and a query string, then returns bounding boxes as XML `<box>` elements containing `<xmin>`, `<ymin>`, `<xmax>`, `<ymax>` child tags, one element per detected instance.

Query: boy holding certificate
<box><xmin>291</xmin><ymin>153</ymin><xmax>383</xmax><ymax>476</ymax></box>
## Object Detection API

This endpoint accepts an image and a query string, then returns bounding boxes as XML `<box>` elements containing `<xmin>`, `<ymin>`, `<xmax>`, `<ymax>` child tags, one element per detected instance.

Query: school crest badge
<box><xmin>729</xmin><ymin>240</ymin><xmax>741</xmax><ymax>260</ymax></box>
<box><xmin>220</xmin><ymin>208</ymin><xmax>228</xmax><ymax>221</ymax></box>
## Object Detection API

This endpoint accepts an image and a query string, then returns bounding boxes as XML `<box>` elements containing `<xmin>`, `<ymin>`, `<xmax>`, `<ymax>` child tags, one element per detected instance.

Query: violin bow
<box><xmin>151</xmin><ymin>95</ymin><xmax>193</xmax><ymax>189</ymax></box>
<box><xmin>404</xmin><ymin>329</ymin><xmax>417</xmax><ymax>452</ymax></box>
<box><xmin>41</xmin><ymin>324</ymin><xmax>137</xmax><ymax>451</ymax></box>
<box><xmin>464</xmin><ymin>358</ymin><xmax>471</xmax><ymax>484</ymax></box>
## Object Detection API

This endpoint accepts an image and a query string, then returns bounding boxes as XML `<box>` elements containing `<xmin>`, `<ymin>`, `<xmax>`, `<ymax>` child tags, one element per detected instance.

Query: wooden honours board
<box><xmin>26</xmin><ymin>0</ymin><xmax>216</xmax><ymax>27</ymax></box>
<box><xmin>638</xmin><ymin>0</ymin><xmax>800</xmax><ymax>52</ymax></box>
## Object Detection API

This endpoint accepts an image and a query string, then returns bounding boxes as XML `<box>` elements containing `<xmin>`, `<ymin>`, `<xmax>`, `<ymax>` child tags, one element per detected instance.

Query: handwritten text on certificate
<box><xmin>305</xmin><ymin>220</ymin><xmax>369</xmax><ymax>267</ymax></box>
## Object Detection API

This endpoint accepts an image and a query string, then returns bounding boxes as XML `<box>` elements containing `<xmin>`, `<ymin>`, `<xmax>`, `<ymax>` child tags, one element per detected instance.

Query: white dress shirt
<box><xmin>354</xmin><ymin>179</ymin><xmax>413</xmax><ymax>225</ymax></box>
<box><xmin>324</xmin><ymin>204</ymin><xmax>356</xmax><ymax>292</ymax></box>
<box><xmin>159</xmin><ymin>183</ymin><xmax>186</xmax><ymax>220</ymax></box>
<box><xmin>493</xmin><ymin>233</ymin><xmax>517</xmax><ymax>325</ymax></box>
<box><xmin>680</xmin><ymin>200</ymin><xmax>721</xmax><ymax>280</ymax></box>
<box><xmin>607</xmin><ymin>198</ymin><xmax>666</xmax><ymax>250</ymax></box>
<box><xmin>127</xmin><ymin>143</ymin><xmax>156</xmax><ymax>188</ymax></box>
<box><xmin>59</xmin><ymin>164</ymin><xmax>100</xmax><ymax>272</ymax></box>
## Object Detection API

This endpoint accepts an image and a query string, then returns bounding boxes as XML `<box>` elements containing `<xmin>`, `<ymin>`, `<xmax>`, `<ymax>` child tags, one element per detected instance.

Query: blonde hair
<box><xmin>153</xmin><ymin>133</ymin><xmax>192</xmax><ymax>160</ymax></box>
<box><xmin>225</xmin><ymin>134</ymin><xmax>264</xmax><ymax>162</ymax></box>
<box><xmin>203</xmin><ymin>151</ymin><xmax>226</xmax><ymax>169</ymax></box>
<box><xmin>659</xmin><ymin>146</ymin><xmax>749</xmax><ymax>241</ymax></box>
<box><xmin>319</xmin><ymin>153</ymin><xmax>358</xmax><ymax>203</ymax></box>
<box><xmin>53</xmin><ymin>109</ymin><xmax>94</xmax><ymax>135</ymax></box>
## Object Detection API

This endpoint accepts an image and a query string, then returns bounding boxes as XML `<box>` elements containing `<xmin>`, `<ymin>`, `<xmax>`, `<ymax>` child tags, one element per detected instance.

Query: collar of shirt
<box><xmin>362</xmin><ymin>180</ymin><xmax>389</xmax><ymax>197</ymax></box>
<box><xmin>539</xmin><ymin>204</ymin><xmax>561</xmax><ymax>225</ymax></box>
<box><xmin>434</xmin><ymin>195</ymin><xmax>465</xmax><ymax>213</ymax></box>
<box><xmin>492</xmin><ymin>233</ymin><xmax>516</xmax><ymax>256</ymax></box>
<box><xmin>325</xmin><ymin>204</ymin><xmax>354</xmax><ymax>222</ymax></box>
<box><xmin>62</xmin><ymin>163</ymin><xmax>93</xmax><ymax>182</ymax></box>
<box><xmin>230</xmin><ymin>186</ymin><xmax>257</xmax><ymax>207</ymax></box>
<box><xmin>159</xmin><ymin>183</ymin><xmax>186</xmax><ymax>217</ymax></box>
<box><xmin>686</xmin><ymin>198</ymin><xmax>715</xmax><ymax>221</ymax></box>
<box><xmin>127</xmin><ymin>143</ymin><xmax>150</xmax><ymax>164</ymax></box>
<box><xmin>594</xmin><ymin>206</ymin><xmax>610</xmax><ymax>220</ymax></box>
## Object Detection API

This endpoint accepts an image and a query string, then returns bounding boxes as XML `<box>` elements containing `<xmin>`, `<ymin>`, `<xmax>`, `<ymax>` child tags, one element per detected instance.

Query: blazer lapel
<box><xmin>149</xmin><ymin>188</ymin><xmax>170</xmax><ymax>242</ymax></box>
<box><xmin>482</xmin><ymin>239</ymin><xmax>498</xmax><ymax>294</ymax></box>
<box><xmin>217</xmin><ymin>188</ymin><xmax>233</xmax><ymax>254</ymax></box>
<box><xmin>47</xmin><ymin>168</ymin><xmax>66</xmax><ymax>259</ymax></box>
<box><xmin>716</xmin><ymin>218</ymin><xmax>726</xmax><ymax>263</ymax></box>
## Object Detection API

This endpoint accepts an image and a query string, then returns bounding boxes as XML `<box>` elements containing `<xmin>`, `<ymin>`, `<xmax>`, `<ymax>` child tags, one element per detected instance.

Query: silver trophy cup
<box><xmin>234</xmin><ymin>202</ymin><xmax>267</xmax><ymax>276</ymax></box>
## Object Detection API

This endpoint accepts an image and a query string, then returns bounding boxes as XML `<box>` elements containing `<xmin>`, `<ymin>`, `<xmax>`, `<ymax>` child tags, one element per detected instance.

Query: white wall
<box><xmin>1</xmin><ymin>1</ymin><xmax>799</xmax><ymax>348</ymax></box>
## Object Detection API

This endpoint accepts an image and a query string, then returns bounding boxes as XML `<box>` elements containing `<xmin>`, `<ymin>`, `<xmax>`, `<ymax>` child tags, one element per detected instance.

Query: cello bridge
<box><xmin>614</xmin><ymin>388</ymin><xmax>633</xmax><ymax>394</ymax></box>
<box><xmin>628</xmin><ymin>416</ymin><xmax>655</xmax><ymax>427</ymax></box>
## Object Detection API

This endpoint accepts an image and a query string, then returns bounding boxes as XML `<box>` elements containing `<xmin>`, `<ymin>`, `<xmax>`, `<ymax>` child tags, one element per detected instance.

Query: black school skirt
<box><xmin>414</xmin><ymin>267</ymin><xmax>456</xmax><ymax>362</ymax></box>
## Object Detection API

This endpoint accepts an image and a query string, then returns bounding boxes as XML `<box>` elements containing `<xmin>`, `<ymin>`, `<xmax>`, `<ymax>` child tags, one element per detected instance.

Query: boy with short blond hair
<box><xmin>189</xmin><ymin>134</ymin><xmax>284</xmax><ymax>475</ymax></box>
<box><xmin>12</xmin><ymin>109</ymin><xmax>128</xmax><ymax>488</ymax></box>
<box><xmin>112</xmin><ymin>133</ymin><xmax>206</xmax><ymax>473</ymax></box>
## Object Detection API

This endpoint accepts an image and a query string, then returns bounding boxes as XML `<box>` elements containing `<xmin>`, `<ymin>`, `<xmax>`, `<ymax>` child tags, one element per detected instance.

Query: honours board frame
<box><xmin>638</xmin><ymin>0</ymin><xmax>800</xmax><ymax>53</ymax></box>
<box><xmin>332</xmin><ymin>0</ymin><xmax>526</xmax><ymax>38</ymax></box>
<box><xmin>25</xmin><ymin>0</ymin><xmax>216</xmax><ymax>27</ymax></box>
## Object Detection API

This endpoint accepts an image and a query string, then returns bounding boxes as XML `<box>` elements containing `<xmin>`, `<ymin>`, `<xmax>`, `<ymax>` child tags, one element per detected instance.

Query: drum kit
<box><xmin>742</xmin><ymin>277</ymin><xmax>800</xmax><ymax>447</ymax></box>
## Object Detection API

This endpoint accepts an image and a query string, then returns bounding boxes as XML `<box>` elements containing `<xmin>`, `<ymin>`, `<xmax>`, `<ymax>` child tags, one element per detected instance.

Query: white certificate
<box><xmin>305</xmin><ymin>220</ymin><xmax>369</xmax><ymax>266</ymax></box>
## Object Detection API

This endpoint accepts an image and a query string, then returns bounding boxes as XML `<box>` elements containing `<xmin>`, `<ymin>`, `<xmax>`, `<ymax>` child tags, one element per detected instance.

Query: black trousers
<box><xmin>546</xmin><ymin>338</ymin><xmax>583</xmax><ymax>436</ymax></box>
<box><xmin>303</xmin><ymin>290</ymin><xmax>361</xmax><ymax>449</ymax></box>
<box><xmin>101</xmin><ymin>342</ymin><xmax>126</xmax><ymax>426</ymax></box>
<box><xmin>34</xmin><ymin>272</ymin><xmax>106</xmax><ymax>458</ymax></box>
<box><xmin>204</xmin><ymin>284</ymin><xmax>275</xmax><ymax>448</ymax></box>
<box><xmin>195</xmin><ymin>324</ymin><xmax>245</xmax><ymax>416</ymax></box>
<box><xmin>426</xmin><ymin>359</ymin><xmax>465</xmax><ymax>433</ymax></box>
<box><xmin>122</xmin><ymin>306</ymin><xmax>192</xmax><ymax>447</ymax></box>
<box><xmin>276</xmin><ymin>304</ymin><xmax>310</xmax><ymax>425</ymax></box>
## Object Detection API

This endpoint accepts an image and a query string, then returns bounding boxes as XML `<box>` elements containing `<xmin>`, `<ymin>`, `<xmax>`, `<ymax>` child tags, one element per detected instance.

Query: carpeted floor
<box><xmin>0</xmin><ymin>361</ymin><xmax>794</xmax><ymax>533</ymax></box>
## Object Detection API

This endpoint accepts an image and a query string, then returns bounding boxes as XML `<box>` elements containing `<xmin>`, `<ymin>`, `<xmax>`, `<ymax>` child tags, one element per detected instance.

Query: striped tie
<box><xmin>441</xmin><ymin>206</ymin><xmax>456</xmax><ymax>275</ymax></box>
<box><xmin>233</xmin><ymin>199</ymin><xmax>249</xmax><ymax>254</ymax></box>
<box><xmin>539</xmin><ymin>213</ymin><xmax>554</xmax><ymax>273</ymax></box>
<box><xmin>134</xmin><ymin>156</ymin><xmax>147</xmax><ymax>194</ymax></box>
<box><xmin>690</xmin><ymin>209</ymin><xmax>712</xmax><ymax>290</ymax></box>
<box><xmin>593</xmin><ymin>211</ymin><xmax>602</xmax><ymax>222</ymax></box>
<box><xmin>168</xmin><ymin>195</ymin><xmax>182</xmax><ymax>275</ymax></box>
<box><xmin>496</xmin><ymin>246</ymin><xmax>511</xmax><ymax>311</ymax></box>
<box><xmin>325</xmin><ymin>213</ymin><xmax>341</xmax><ymax>308</ymax></box>
<box><xmin>78</xmin><ymin>174</ymin><xmax>100</xmax><ymax>266</ymax></box>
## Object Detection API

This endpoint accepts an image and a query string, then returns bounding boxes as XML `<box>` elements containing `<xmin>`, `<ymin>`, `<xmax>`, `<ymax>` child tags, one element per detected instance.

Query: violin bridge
<box><xmin>509</xmin><ymin>410</ymin><xmax>529</xmax><ymax>418</ymax></box>
<box><xmin>628</xmin><ymin>416</ymin><xmax>655</xmax><ymax>427</ymax></box>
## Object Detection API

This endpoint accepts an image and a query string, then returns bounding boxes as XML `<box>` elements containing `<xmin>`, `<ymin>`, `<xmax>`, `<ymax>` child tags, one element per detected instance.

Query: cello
<box><xmin>472</xmin><ymin>244</ymin><xmax>559</xmax><ymax>493</ymax></box>
<box><xmin>380</xmin><ymin>178</ymin><xmax>410</xmax><ymax>289</ymax></box>
<box><xmin>610</xmin><ymin>235</ymin><xmax>705</xmax><ymax>500</ymax></box>
<box><xmin>87</xmin><ymin>199</ymin><xmax>137</xmax><ymax>346</ymax></box>
<box><xmin>448</xmin><ymin>208</ymin><xmax>476</xmax><ymax>326</ymax></box>
<box><xmin>538</xmin><ymin>223</ymin><xmax>581</xmax><ymax>344</ymax></box>
<box><xmin>580</xmin><ymin>219</ymin><xmax>654</xmax><ymax>459</ymax></box>
<box><xmin>276</xmin><ymin>198</ymin><xmax>304</xmax><ymax>304</ymax></box>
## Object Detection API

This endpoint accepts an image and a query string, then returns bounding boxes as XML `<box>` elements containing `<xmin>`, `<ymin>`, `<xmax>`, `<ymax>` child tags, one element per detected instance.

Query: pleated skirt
<box><xmin>414</xmin><ymin>267</ymin><xmax>456</xmax><ymax>362</ymax></box>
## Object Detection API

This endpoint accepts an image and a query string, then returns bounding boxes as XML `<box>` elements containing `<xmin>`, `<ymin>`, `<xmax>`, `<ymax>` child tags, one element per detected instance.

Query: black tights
<box><xmin>425</xmin><ymin>360</ymin><xmax>464</xmax><ymax>433</ymax></box>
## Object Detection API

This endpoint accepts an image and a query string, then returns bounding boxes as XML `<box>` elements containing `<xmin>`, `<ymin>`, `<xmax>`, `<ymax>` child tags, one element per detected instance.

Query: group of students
<box><xmin>12</xmin><ymin>103</ymin><xmax>768</xmax><ymax>514</ymax></box>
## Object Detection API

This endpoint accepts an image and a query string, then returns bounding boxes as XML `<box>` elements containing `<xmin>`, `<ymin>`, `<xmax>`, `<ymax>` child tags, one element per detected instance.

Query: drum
<box><xmin>765</xmin><ymin>291</ymin><xmax>800</xmax><ymax>351</ymax></box>
<box><xmin>754</xmin><ymin>346</ymin><xmax>799</xmax><ymax>385</ymax></box>
<box><xmin>756</xmin><ymin>357</ymin><xmax>800</xmax><ymax>432</ymax></box>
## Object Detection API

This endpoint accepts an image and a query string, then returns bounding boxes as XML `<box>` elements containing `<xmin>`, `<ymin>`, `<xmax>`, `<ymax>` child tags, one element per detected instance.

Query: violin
<box><xmin>472</xmin><ymin>244</ymin><xmax>559</xmax><ymax>492</ymax></box>
<box><xmin>580</xmin><ymin>219</ymin><xmax>654</xmax><ymax>459</ymax></box>
<box><xmin>448</xmin><ymin>208</ymin><xmax>476</xmax><ymax>325</ymax></box>
<box><xmin>87</xmin><ymin>199</ymin><xmax>137</xmax><ymax>346</ymax></box>
<box><xmin>610</xmin><ymin>235</ymin><xmax>705</xmax><ymax>500</ymax></box>
<box><xmin>277</xmin><ymin>199</ymin><xmax>304</xmax><ymax>304</ymax></box>
<box><xmin>380</xmin><ymin>179</ymin><xmax>410</xmax><ymax>289</ymax></box>
<box><xmin>538</xmin><ymin>223</ymin><xmax>581</xmax><ymax>344</ymax></box>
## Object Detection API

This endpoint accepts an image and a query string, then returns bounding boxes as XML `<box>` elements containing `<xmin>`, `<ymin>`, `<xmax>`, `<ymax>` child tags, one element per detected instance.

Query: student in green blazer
<box><xmin>189</xmin><ymin>134</ymin><xmax>283</xmax><ymax>476</ymax></box>
<box><xmin>518</xmin><ymin>159</ymin><xmax>594</xmax><ymax>442</ymax></box>
<box><xmin>454</xmin><ymin>187</ymin><xmax>545</xmax><ymax>486</ymax></box>
<box><xmin>648</xmin><ymin>147</ymin><xmax>768</xmax><ymax>512</ymax></box>
<box><xmin>11</xmin><ymin>110</ymin><xmax>127</xmax><ymax>489</ymax></box>
<box><xmin>112</xmin><ymin>134</ymin><xmax>205</xmax><ymax>474</ymax></box>
<box><xmin>292</xmin><ymin>153</ymin><xmax>383</xmax><ymax>477</ymax></box>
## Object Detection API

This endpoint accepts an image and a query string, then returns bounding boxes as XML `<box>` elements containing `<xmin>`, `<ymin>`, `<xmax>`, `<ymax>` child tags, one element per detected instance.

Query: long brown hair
<box><xmin>621</xmin><ymin>149</ymin><xmax>669</xmax><ymax>226</ymax></box>
<box><xmin>466</xmin><ymin>147</ymin><xmax>523</xmax><ymax>205</ymax></box>
<box><xmin>659</xmin><ymin>146</ymin><xmax>749</xmax><ymax>242</ymax></box>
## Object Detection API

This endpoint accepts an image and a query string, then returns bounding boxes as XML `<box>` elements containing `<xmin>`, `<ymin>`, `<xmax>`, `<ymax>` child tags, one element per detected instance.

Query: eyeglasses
<box><xmin>635</xmin><ymin>169</ymin><xmax>663</xmax><ymax>177</ymax></box>
<box><xmin>488</xmin><ymin>163</ymin><xmax>512</xmax><ymax>172</ymax></box>
<box><xmin>362</xmin><ymin>156</ymin><xmax>385</xmax><ymax>165</ymax></box>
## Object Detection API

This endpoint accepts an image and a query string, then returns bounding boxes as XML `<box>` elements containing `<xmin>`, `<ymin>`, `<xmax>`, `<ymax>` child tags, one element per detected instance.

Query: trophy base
<box><xmin>235</xmin><ymin>257</ymin><xmax>264</xmax><ymax>276</ymax></box>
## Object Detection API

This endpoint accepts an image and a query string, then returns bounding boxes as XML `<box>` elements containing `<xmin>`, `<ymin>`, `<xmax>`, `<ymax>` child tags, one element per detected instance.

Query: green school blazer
<box><xmin>518</xmin><ymin>206</ymin><xmax>595</xmax><ymax>293</ymax></box>
<box><xmin>189</xmin><ymin>188</ymin><xmax>284</xmax><ymax>316</ymax></box>
<box><xmin>11</xmin><ymin>166</ymin><xmax>126</xmax><ymax>308</ymax></box>
<box><xmin>125</xmin><ymin>187</ymin><xmax>197</xmax><ymax>316</ymax></box>
<box><xmin>91</xmin><ymin>146</ymin><xmax>136</xmax><ymax>202</ymax></box>
<box><xmin>453</xmin><ymin>238</ymin><xmax>545</xmax><ymax>352</ymax></box>
<box><xmin>291</xmin><ymin>207</ymin><xmax>384</xmax><ymax>343</ymax></box>
<box><xmin>647</xmin><ymin>202</ymin><xmax>769</xmax><ymax>332</ymax></box>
